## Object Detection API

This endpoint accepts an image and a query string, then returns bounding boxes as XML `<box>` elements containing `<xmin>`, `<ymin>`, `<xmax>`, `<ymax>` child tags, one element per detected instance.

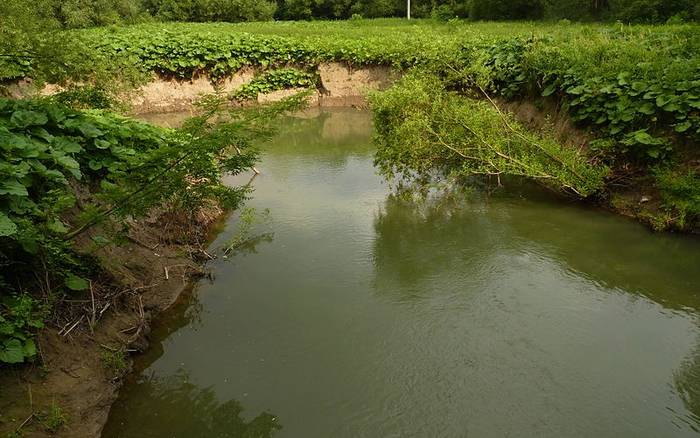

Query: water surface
<box><xmin>104</xmin><ymin>108</ymin><xmax>700</xmax><ymax>438</ymax></box>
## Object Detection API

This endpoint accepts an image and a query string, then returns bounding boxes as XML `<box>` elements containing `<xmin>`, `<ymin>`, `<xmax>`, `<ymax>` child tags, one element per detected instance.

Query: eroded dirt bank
<box><xmin>4</xmin><ymin>62</ymin><xmax>397</xmax><ymax>113</ymax></box>
<box><xmin>0</xmin><ymin>205</ymin><xmax>225</xmax><ymax>437</ymax></box>
<box><xmin>130</xmin><ymin>62</ymin><xmax>396</xmax><ymax>113</ymax></box>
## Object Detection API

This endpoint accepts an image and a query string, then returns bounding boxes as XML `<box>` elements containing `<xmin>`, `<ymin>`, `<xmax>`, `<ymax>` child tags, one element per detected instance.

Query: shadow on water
<box><xmin>372</xmin><ymin>184</ymin><xmax>700</xmax><ymax>430</ymax></box>
<box><xmin>372</xmin><ymin>183</ymin><xmax>700</xmax><ymax>312</ymax></box>
<box><xmin>104</xmin><ymin>368</ymin><xmax>281</xmax><ymax>438</ymax></box>
<box><xmin>103</xmin><ymin>238</ymin><xmax>279</xmax><ymax>437</ymax></box>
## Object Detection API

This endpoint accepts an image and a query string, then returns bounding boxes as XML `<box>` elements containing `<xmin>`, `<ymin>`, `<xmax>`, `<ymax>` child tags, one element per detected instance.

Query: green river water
<box><xmin>103</xmin><ymin>108</ymin><xmax>700</xmax><ymax>437</ymax></box>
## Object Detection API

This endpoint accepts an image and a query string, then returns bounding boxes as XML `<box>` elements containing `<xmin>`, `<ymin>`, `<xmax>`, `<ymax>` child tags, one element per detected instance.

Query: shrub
<box><xmin>369</xmin><ymin>72</ymin><xmax>608</xmax><ymax>197</ymax></box>
<box><xmin>432</xmin><ymin>4</ymin><xmax>457</xmax><ymax>21</ymax></box>
<box><xmin>609</xmin><ymin>0</ymin><xmax>697</xmax><ymax>23</ymax></box>
<box><xmin>656</xmin><ymin>168</ymin><xmax>700</xmax><ymax>229</ymax></box>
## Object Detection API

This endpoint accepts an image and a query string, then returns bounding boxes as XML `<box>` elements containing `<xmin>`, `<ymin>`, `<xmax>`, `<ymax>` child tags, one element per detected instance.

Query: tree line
<box><xmin>1</xmin><ymin>0</ymin><xmax>699</xmax><ymax>29</ymax></box>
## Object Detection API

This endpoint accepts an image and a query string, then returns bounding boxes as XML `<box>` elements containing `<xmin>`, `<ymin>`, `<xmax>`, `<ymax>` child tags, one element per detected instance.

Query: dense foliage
<box><xmin>0</xmin><ymin>94</ymin><xmax>305</xmax><ymax>363</ymax></box>
<box><xmin>370</xmin><ymin>72</ymin><xmax>608</xmax><ymax>196</ymax></box>
<box><xmin>144</xmin><ymin>0</ymin><xmax>277</xmax><ymax>23</ymax></box>
<box><xmin>2</xmin><ymin>0</ymin><xmax>697</xmax><ymax>29</ymax></box>
<box><xmin>233</xmin><ymin>68</ymin><xmax>317</xmax><ymax>100</ymax></box>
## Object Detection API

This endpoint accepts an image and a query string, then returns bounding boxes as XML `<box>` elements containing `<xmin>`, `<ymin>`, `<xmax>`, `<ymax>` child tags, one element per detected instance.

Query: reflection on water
<box><xmin>676</xmin><ymin>345</ymin><xmax>700</xmax><ymax>432</ymax></box>
<box><xmin>106</xmin><ymin>369</ymin><xmax>280</xmax><ymax>438</ymax></box>
<box><xmin>105</xmin><ymin>108</ymin><xmax>700</xmax><ymax>438</ymax></box>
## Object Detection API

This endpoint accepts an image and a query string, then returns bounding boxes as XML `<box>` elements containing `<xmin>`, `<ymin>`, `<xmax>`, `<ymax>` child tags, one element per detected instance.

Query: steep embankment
<box><xmin>0</xmin><ymin>204</ymin><xmax>222</xmax><ymax>437</ymax></box>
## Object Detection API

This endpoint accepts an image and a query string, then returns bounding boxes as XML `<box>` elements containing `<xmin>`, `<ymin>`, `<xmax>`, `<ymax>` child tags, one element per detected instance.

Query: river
<box><xmin>103</xmin><ymin>108</ymin><xmax>700</xmax><ymax>437</ymax></box>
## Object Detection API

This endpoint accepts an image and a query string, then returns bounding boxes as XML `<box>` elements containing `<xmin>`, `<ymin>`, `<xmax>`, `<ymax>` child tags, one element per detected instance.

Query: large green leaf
<box><xmin>0</xmin><ymin>339</ymin><xmax>25</xmax><ymax>364</ymax></box>
<box><xmin>23</xmin><ymin>338</ymin><xmax>37</xmax><ymax>358</ymax></box>
<box><xmin>0</xmin><ymin>179</ymin><xmax>29</xmax><ymax>197</ymax></box>
<box><xmin>10</xmin><ymin>110</ymin><xmax>48</xmax><ymax>129</ymax></box>
<box><xmin>0</xmin><ymin>212</ymin><xmax>17</xmax><ymax>237</ymax></box>
<box><xmin>52</xmin><ymin>136</ymin><xmax>83</xmax><ymax>154</ymax></box>
<box><xmin>65</xmin><ymin>274</ymin><xmax>89</xmax><ymax>291</ymax></box>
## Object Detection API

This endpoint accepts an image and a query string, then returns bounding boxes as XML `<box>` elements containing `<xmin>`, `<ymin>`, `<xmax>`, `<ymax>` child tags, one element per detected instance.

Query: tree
<box><xmin>470</xmin><ymin>0</ymin><xmax>545</xmax><ymax>20</ymax></box>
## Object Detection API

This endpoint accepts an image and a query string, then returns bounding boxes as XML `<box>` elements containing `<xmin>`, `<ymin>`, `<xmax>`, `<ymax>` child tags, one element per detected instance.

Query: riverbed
<box><xmin>104</xmin><ymin>108</ymin><xmax>700</xmax><ymax>437</ymax></box>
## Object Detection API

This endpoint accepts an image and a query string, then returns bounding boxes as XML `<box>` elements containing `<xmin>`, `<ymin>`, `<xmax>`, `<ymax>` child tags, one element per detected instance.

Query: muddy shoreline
<box><xmin>0</xmin><ymin>203</ymin><xmax>227</xmax><ymax>437</ymax></box>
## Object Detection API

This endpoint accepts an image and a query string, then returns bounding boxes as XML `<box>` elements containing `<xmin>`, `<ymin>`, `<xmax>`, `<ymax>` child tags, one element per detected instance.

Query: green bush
<box><xmin>233</xmin><ymin>69</ymin><xmax>317</xmax><ymax>100</ymax></box>
<box><xmin>609</xmin><ymin>0</ymin><xmax>698</xmax><ymax>23</ymax></box>
<box><xmin>147</xmin><ymin>0</ymin><xmax>277</xmax><ymax>22</ymax></box>
<box><xmin>656</xmin><ymin>168</ymin><xmax>700</xmax><ymax>229</ymax></box>
<box><xmin>432</xmin><ymin>4</ymin><xmax>457</xmax><ymax>21</ymax></box>
<box><xmin>370</xmin><ymin>71</ymin><xmax>608</xmax><ymax>197</ymax></box>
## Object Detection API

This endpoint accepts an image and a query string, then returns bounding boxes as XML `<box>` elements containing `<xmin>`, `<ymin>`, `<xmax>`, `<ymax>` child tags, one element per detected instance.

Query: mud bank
<box><xmin>4</xmin><ymin>62</ymin><xmax>397</xmax><ymax>114</ymax></box>
<box><xmin>129</xmin><ymin>62</ymin><xmax>396</xmax><ymax>113</ymax></box>
<box><xmin>0</xmin><ymin>205</ymin><xmax>225</xmax><ymax>437</ymax></box>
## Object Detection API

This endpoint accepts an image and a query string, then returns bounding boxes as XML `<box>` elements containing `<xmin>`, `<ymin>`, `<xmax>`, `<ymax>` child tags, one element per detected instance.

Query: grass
<box><xmin>40</xmin><ymin>402</ymin><xmax>67</xmax><ymax>434</ymax></box>
<box><xmin>100</xmin><ymin>349</ymin><xmax>128</xmax><ymax>377</ymax></box>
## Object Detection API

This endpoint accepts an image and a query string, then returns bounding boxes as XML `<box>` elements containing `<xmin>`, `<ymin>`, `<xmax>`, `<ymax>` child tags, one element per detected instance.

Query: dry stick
<box><xmin>235</xmin><ymin>146</ymin><xmax>260</xmax><ymax>174</ymax></box>
<box><xmin>62</xmin><ymin>315</ymin><xmax>84</xmax><ymax>337</ymax></box>
<box><xmin>99</xmin><ymin>343</ymin><xmax>119</xmax><ymax>353</ymax></box>
<box><xmin>126</xmin><ymin>234</ymin><xmax>159</xmax><ymax>250</ymax></box>
<box><xmin>200</xmin><ymin>248</ymin><xmax>215</xmax><ymax>260</ymax></box>
<box><xmin>15</xmin><ymin>413</ymin><xmax>34</xmax><ymax>433</ymax></box>
<box><xmin>99</xmin><ymin>302</ymin><xmax>111</xmax><ymax>317</ymax></box>
<box><xmin>88</xmin><ymin>281</ymin><xmax>97</xmax><ymax>333</ymax></box>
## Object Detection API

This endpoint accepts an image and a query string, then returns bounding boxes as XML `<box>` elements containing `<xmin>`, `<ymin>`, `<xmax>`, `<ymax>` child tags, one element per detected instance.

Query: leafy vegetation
<box><xmin>40</xmin><ymin>402</ymin><xmax>67</xmax><ymax>434</ymax></box>
<box><xmin>234</xmin><ymin>68</ymin><xmax>317</xmax><ymax>100</ymax></box>
<box><xmin>145</xmin><ymin>0</ymin><xmax>277</xmax><ymax>23</ymax></box>
<box><xmin>0</xmin><ymin>93</ymin><xmax>306</xmax><ymax>364</ymax></box>
<box><xmin>0</xmin><ymin>295</ymin><xmax>44</xmax><ymax>364</ymax></box>
<box><xmin>370</xmin><ymin>72</ymin><xmax>608</xmax><ymax>196</ymax></box>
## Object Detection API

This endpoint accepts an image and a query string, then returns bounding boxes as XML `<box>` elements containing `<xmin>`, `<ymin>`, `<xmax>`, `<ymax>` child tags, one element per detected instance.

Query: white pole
<box><xmin>407</xmin><ymin>0</ymin><xmax>411</xmax><ymax>19</ymax></box>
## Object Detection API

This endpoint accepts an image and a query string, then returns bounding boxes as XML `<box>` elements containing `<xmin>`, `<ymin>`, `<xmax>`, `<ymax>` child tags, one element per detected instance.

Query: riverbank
<box><xmin>0</xmin><ymin>71</ymin><xmax>391</xmax><ymax>436</ymax></box>
<box><xmin>0</xmin><ymin>88</ymin><xmax>305</xmax><ymax>435</ymax></box>
<box><xmin>0</xmin><ymin>201</ymin><xmax>225</xmax><ymax>437</ymax></box>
